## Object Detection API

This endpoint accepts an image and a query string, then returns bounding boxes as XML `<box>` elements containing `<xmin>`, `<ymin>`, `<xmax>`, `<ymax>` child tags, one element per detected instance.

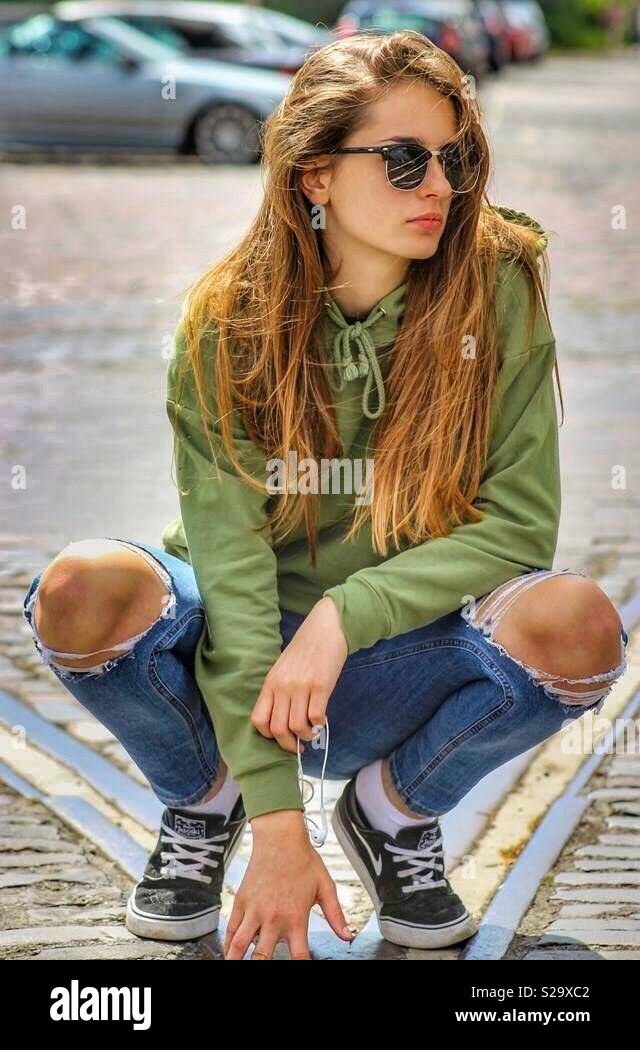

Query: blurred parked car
<box><xmin>500</xmin><ymin>0</ymin><xmax>548</xmax><ymax>61</ymax></box>
<box><xmin>474</xmin><ymin>0</ymin><xmax>510</xmax><ymax>71</ymax></box>
<box><xmin>54</xmin><ymin>1</ymin><xmax>332</xmax><ymax>74</ymax></box>
<box><xmin>258</xmin><ymin>7</ymin><xmax>333</xmax><ymax>48</ymax></box>
<box><xmin>0</xmin><ymin>12</ymin><xmax>292</xmax><ymax>162</ymax></box>
<box><xmin>334</xmin><ymin>0</ymin><xmax>490</xmax><ymax>82</ymax></box>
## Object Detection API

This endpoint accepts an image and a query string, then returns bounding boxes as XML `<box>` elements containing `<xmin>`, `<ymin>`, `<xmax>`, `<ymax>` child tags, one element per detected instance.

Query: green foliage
<box><xmin>538</xmin><ymin>0</ymin><xmax>635</xmax><ymax>49</ymax></box>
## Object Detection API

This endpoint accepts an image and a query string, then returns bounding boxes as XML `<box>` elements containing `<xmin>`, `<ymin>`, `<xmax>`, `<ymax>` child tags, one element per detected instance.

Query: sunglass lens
<box><xmin>386</xmin><ymin>145</ymin><xmax>430</xmax><ymax>189</ymax></box>
<box><xmin>441</xmin><ymin>143</ymin><xmax>481</xmax><ymax>193</ymax></box>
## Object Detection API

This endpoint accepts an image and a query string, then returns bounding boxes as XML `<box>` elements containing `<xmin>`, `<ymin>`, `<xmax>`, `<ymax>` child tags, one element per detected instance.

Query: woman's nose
<box><xmin>419</xmin><ymin>154</ymin><xmax>452</xmax><ymax>196</ymax></box>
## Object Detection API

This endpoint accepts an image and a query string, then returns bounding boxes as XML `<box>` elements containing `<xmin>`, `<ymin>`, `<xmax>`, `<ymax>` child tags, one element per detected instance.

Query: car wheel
<box><xmin>194</xmin><ymin>104</ymin><xmax>261</xmax><ymax>164</ymax></box>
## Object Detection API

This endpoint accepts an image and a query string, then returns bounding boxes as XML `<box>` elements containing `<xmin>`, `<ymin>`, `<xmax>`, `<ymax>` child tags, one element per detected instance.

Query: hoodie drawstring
<box><xmin>324</xmin><ymin>301</ymin><xmax>387</xmax><ymax>420</ymax></box>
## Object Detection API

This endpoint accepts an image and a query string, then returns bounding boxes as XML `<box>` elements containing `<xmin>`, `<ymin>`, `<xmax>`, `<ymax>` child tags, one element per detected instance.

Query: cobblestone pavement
<box><xmin>1</xmin><ymin>49</ymin><xmax>639</xmax><ymax>955</ymax></box>
<box><xmin>507</xmin><ymin>707</ymin><xmax>640</xmax><ymax>960</ymax></box>
<box><xmin>0</xmin><ymin>783</ymin><xmax>209</xmax><ymax>960</ymax></box>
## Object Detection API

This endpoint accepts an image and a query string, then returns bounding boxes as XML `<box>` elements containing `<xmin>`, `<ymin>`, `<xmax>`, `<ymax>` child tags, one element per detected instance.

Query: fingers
<box><xmin>253</xmin><ymin>690</ymin><xmax>307</xmax><ymax>754</ymax></box>
<box><xmin>317</xmin><ymin>877</ymin><xmax>355</xmax><ymax>943</ymax></box>
<box><xmin>224</xmin><ymin>914</ymin><xmax>260</xmax><ymax>960</ymax></box>
<box><xmin>289</xmin><ymin>691</ymin><xmax>315</xmax><ymax>742</ymax></box>
<box><xmin>274</xmin><ymin>686</ymin><xmax>330</xmax><ymax>754</ymax></box>
<box><xmin>240</xmin><ymin>930</ymin><xmax>312</xmax><ymax>961</ymax></box>
<box><xmin>249</xmin><ymin>926</ymin><xmax>280</xmax><ymax>961</ymax></box>
<box><xmin>251</xmin><ymin>683</ymin><xmax>275</xmax><ymax>739</ymax></box>
<box><xmin>269</xmin><ymin>705</ymin><xmax>300</xmax><ymax>753</ymax></box>
<box><xmin>251</xmin><ymin>666</ymin><xmax>333</xmax><ymax>756</ymax></box>
<box><xmin>225</xmin><ymin>915</ymin><xmax>312</xmax><ymax>961</ymax></box>
<box><xmin>252</xmin><ymin>684</ymin><xmax>302</xmax><ymax>753</ymax></box>
<box><xmin>308</xmin><ymin>686</ymin><xmax>331</xmax><ymax>731</ymax></box>
<box><xmin>251</xmin><ymin>924</ymin><xmax>311</xmax><ymax>961</ymax></box>
<box><xmin>287</xmin><ymin>928</ymin><xmax>312</xmax><ymax>961</ymax></box>
<box><xmin>223</xmin><ymin>900</ymin><xmax>248</xmax><ymax>959</ymax></box>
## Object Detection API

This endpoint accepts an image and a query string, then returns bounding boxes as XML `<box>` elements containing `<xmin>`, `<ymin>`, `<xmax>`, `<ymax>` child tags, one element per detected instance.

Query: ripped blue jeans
<box><xmin>21</xmin><ymin>538</ymin><xmax>629</xmax><ymax>817</ymax></box>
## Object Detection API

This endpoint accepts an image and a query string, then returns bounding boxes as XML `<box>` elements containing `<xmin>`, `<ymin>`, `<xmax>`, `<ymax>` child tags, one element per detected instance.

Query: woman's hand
<box><xmin>223</xmin><ymin>810</ymin><xmax>355</xmax><ymax>960</ymax></box>
<box><xmin>251</xmin><ymin>596</ymin><xmax>348</xmax><ymax>753</ymax></box>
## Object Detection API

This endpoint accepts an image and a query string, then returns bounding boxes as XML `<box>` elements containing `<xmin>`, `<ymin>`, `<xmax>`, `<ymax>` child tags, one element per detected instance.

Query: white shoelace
<box><xmin>159</xmin><ymin>820</ymin><xmax>230</xmax><ymax>884</ymax></box>
<box><xmin>386</xmin><ymin>835</ymin><xmax>448</xmax><ymax>894</ymax></box>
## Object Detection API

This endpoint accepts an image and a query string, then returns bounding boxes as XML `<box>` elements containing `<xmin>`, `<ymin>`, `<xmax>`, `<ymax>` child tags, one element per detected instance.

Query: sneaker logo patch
<box><xmin>352</xmin><ymin>822</ymin><xmax>383</xmax><ymax>876</ymax></box>
<box><xmin>417</xmin><ymin>828</ymin><xmax>439</xmax><ymax>851</ymax></box>
<box><xmin>174</xmin><ymin>815</ymin><xmax>206</xmax><ymax>840</ymax></box>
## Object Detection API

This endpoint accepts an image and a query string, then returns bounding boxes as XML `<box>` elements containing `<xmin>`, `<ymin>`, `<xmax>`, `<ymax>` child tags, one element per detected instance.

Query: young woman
<box><xmin>22</xmin><ymin>31</ymin><xmax>628</xmax><ymax>960</ymax></box>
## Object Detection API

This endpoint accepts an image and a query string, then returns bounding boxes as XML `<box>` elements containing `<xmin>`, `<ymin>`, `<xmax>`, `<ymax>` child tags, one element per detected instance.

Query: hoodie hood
<box><xmin>320</xmin><ymin>203</ymin><xmax>549</xmax><ymax>421</ymax></box>
<box><xmin>491</xmin><ymin>202</ymin><xmax>550</xmax><ymax>256</ymax></box>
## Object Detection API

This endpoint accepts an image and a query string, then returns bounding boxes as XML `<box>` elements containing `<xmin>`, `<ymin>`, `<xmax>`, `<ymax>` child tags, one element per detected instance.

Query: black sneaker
<box><xmin>332</xmin><ymin>778</ymin><xmax>477</xmax><ymax>949</ymax></box>
<box><xmin>126</xmin><ymin>795</ymin><xmax>247</xmax><ymax>941</ymax></box>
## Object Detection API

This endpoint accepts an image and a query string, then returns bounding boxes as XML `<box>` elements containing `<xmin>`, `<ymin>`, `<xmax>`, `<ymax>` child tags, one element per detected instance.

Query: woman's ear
<box><xmin>299</xmin><ymin>158</ymin><xmax>334</xmax><ymax>207</ymax></box>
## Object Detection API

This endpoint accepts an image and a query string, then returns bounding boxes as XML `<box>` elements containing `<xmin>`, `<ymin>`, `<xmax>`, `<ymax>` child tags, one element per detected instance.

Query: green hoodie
<box><xmin>161</xmin><ymin>204</ymin><xmax>559</xmax><ymax>822</ymax></box>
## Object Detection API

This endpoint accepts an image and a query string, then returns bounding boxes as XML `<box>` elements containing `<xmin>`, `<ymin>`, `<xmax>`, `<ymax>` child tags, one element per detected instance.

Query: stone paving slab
<box><xmin>575</xmin><ymin>860</ymin><xmax>640</xmax><ymax>870</ymax></box>
<box><xmin>588</xmin><ymin>789</ymin><xmax>640</xmax><ymax>801</ymax></box>
<box><xmin>541</xmin><ymin>931</ymin><xmax>640</xmax><ymax>947</ymax></box>
<box><xmin>0</xmin><ymin>869</ymin><xmax>99</xmax><ymax>889</ymax></box>
<box><xmin>552</xmin><ymin>889</ymin><xmax>640</xmax><ymax>904</ymax></box>
<box><xmin>580</xmin><ymin>844</ymin><xmax>640</xmax><ymax>856</ymax></box>
<box><xmin>557</xmin><ymin>904</ymin><xmax>630</xmax><ymax>917</ymax></box>
<box><xmin>600</xmin><ymin>834</ymin><xmax>640</xmax><ymax>845</ymax></box>
<box><xmin>0</xmin><ymin>852</ymin><xmax>88</xmax><ymax>867</ymax></box>
<box><xmin>555</xmin><ymin>872</ymin><xmax>640</xmax><ymax>885</ymax></box>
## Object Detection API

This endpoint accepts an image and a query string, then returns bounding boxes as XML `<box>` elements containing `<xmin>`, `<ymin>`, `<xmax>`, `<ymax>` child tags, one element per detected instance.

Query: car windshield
<box><xmin>253</xmin><ymin>10</ymin><xmax>331</xmax><ymax>46</ymax></box>
<box><xmin>83</xmin><ymin>14</ymin><xmax>185</xmax><ymax>59</ymax></box>
<box><xmin>121</xmin><ymin>18</ymin><xmax>191</xmax><ymax>52</ymax></box>
<box><xmin>210</xmin><ymin>12</ymin><xmax>282</xmax><ymax>49</ymax></box>
<box><xmin>356</xmin><ymin>8</ymin><xmax>440</xmax><ymax>32</ymax></box>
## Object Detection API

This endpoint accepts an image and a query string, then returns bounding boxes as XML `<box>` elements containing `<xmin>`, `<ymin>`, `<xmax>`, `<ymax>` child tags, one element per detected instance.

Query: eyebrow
<box><xmin>379</xmin><ymin>135</ymin><xmax>457</xmax><ymax>148</ymax></box>
<box><xmin>380</xmin><ymin>136</ymin><xmax>425</xmax><ymax>144</ymax></box>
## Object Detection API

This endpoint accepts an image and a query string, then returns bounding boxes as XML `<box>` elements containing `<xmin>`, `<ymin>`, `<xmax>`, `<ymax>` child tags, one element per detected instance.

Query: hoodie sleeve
<box><xmin>322</xmin><ymin>262</ymin><xmax>562</xmax><ymax>654</ymax></box>
<box><xmin>165</xmin><ymin>320</ymin><xmax>303</xmax><ymax>821</ymax></box>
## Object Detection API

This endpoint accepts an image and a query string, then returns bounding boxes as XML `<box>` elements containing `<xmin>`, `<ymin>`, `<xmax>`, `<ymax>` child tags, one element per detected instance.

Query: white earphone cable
<box><xmin>296</xmin><ymin>717</ymin><xmax>330</xmax><ymax>848</ymax></box>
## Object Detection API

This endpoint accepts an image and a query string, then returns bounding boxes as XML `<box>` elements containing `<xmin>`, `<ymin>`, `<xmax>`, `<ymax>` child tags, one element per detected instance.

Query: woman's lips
<box><xmin>407</xmin><ymin>216</ymin><xmax>443</xmax><ymax>231</ymax></box>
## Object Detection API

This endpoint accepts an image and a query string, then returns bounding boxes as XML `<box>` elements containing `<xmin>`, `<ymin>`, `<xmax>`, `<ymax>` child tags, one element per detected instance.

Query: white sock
<box><xmin>177</xmin><ymin>768</ymin><xmax>241</xmax><ymax>820</ymax></box>
<box><xmin>355</xmin><ymin>759</ymin><xmax>438</xmax><ymax>838</ymax></box>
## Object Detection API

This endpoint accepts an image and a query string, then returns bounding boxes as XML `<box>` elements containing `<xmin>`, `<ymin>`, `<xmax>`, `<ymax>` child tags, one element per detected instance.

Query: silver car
<box><xmin>54</xmin><ymin>1</ymin><xmax>333</xmax><ymax>74</ymax></box>
<box><xmin>0</xmin><ymin>12</ymin><xmax>293</xmax><ymax>161</ymax></box>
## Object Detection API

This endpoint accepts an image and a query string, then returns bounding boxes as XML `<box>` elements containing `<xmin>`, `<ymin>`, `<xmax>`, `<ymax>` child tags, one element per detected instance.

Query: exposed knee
<box><xmin>33</xmin><ymin>539</ymin><xmax>169</xmax><ymax>666</ymax></box>
<box><xmin>492</xmin><ymin>576</ymin><xmax>624</xmax><ymax>687</ymax></box>
<box><xmin>35</xmin><ymin>553</ymin><xmax>130</xmax><ymax>653</ymax></box>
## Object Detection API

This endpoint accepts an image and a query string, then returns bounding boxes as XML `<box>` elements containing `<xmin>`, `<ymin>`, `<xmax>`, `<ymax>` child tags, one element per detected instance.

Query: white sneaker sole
<box><xmin>331</xmin><ymin>802</ymin><xmax>478</xmax><ymax>950</ymax></box>
<box><xmin>125</xmin><ymin>897</ymin><xmax>221</xmax><ymax>941</ymax></box>
<box><xmin>125</xmin><ymin>820</ymin><xmax>246</xmax><ymax>942</ymax></box>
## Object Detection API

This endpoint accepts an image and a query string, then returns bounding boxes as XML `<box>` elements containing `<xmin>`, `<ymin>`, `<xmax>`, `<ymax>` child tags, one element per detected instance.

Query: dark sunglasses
<box><xmin>330</xmin><ymin>141</ymin><xmax>480</xmax><ymax>193</ymax></box>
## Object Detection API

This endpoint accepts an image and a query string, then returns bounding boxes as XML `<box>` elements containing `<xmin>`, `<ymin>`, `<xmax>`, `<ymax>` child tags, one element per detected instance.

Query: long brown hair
<box><xmin>174</xmin><ymin>30</ymin><xmax>563</xmax><ymax>567</ymax></box>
